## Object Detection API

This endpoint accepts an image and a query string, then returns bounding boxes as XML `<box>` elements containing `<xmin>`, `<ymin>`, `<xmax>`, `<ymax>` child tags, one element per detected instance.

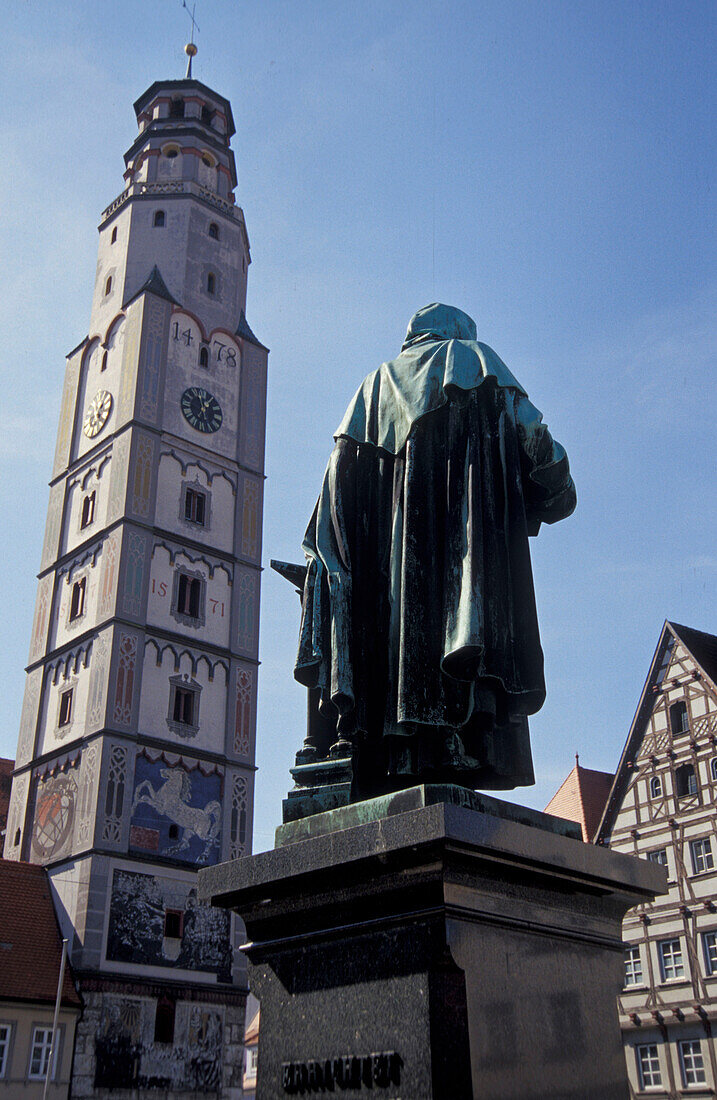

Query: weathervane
<box><xmin>182</xmin><ymin>0</ymin><xmax>200</xmax><ymax>77</ymax></box>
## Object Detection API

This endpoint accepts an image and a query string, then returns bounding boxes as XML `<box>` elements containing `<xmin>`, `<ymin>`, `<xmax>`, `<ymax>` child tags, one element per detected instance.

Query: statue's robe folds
<box><xmin>295</xmin><ymin>306</ymin><xmax>576</xmax><ymax>796</ymax></box>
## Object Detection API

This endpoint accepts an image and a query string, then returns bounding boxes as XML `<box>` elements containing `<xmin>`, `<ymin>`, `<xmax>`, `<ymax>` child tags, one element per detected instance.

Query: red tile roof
<box><xmin>0</xmin><ymin>858</ymin><xmax>81</xmax><ymax>1007</ymax></box>
<box><xmin>544</xmin><ymin>756</ymin><xmax>614</xmax><ymax>843</ymax></box>
<box><xmin>0</xmin><ymin>758</ymin><xmax>13</xmax><ymax>835</ymax></box>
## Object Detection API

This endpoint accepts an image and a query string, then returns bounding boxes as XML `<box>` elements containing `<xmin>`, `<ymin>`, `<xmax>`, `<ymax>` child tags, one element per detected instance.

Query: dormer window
<box><xmin>153</xmin><ymin>210</ymin><xmax>166</xmax><ymax>228</ymax></box>
<box><xmin>208</xmin><ymin>223</ymin><xmax>219</xmax><ymax>240</ymax></box>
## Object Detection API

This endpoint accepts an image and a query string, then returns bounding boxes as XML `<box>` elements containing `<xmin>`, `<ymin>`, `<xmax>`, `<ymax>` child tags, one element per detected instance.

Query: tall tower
<box><xmin>3</xmin><ymin>65</ymin><xmax>267</xmax><ymax>1097</ymax></box>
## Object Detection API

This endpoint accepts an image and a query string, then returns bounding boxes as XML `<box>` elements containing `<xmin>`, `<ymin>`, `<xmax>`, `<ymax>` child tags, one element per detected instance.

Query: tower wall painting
<box><xmin>129</xmin><ymin>753</ymin><xmax>222</xmax><ymax>866</ymax></box>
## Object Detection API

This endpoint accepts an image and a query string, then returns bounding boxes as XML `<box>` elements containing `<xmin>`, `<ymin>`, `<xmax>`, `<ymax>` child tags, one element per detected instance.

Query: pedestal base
<box><xmin>199</xmin><ymin>788</ymin><xmax>665</xmax><ymax>1100</ymax></box>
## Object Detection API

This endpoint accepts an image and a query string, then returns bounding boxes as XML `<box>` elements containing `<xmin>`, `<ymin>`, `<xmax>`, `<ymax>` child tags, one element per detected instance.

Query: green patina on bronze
<box><xmin>283</xmin><ymin>304</ymin><xmax>576</xmax><ymax>811</ymax></box>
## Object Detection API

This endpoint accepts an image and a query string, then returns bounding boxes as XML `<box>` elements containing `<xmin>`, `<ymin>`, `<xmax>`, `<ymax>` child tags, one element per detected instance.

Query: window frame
<box><xmin>657</xmin><ymin>937</ymin><xmax>685</xmax><ymax>982</ymax></box>
<box><xmin>678</xmin><ymin>1039</ymin><xmax>707</xmax><ymax>1087</ymax></box>
<box><xmin>104</xmin><ymin>275</ymin><xmax>112</xmax><ymax>296</ymax></box>
<box><xmin>702</xmin><ymin>931</ymin><xmax>717</xmax><ymax>976</ymax></box>
<box><xmin>153</xmin><ymin>209</ymin><xmax>166</xmax><ymax>228</ymax></box>
<box><xmin>670</xmin><ymin>700</ymin><xmax>689</xmax><ymax>736</ymax></box>
<box><xmin>171</xmin><ymin>567</ymin><xmax>205</xmax><ymax>628</ymax></box>
<box><xmin>154</xmin><ymin>998</ymin><xmax>176</xmax><ymax>1044</ymax></box>
<box><xmin>164</xmin><ymin>908</ymin><xmax>184</xmax><ymax>939</ymax></box>
<box><xmin>184</xmin><ymin>487</ymin><xmax>207</xmax><ymax>527</ymax></box>
<box><xmin>636</xmin><ymin>1043</ymin><xmax>662</xmax><ymax>1090</ymax></box>
<box><xmin>690</xmin><ymin>836</ymin><xmax>714</xmax><ymax>875</ymax></box>
<box><xmin>58</xmin><ymin>687</ymin><xmax>73</xmax><ymax>728</ymax></box>
<box><xmin>69</xmin><ymin>575</ymin><xmax>86</xmax><ymax>622</ymax></box>
<box><xmin>80</xmin><ymin>490</ymin><xmax>96</xmax><ymax>531</ymax></box>
<box><xmin>206</xmin><ymin>271</ymin><xmax>216</xmax><ymax>295</ymax></box>
<box><xmin>649</xmin><ymin>775</ymin><xmax>662</xmax><ymax>798</ymax></box>
<box><xmin>624</xmin><ymin>944</ymin><xmax>643</xmax><ymax>987</ymax></box>
<box><xmin>675</xmin><ymin>762</ymin><xmax>698</xmax><ymax>798</ymax></box>
<box><xmin>27</xmin><ymin>1025</ymin><xmax>59</xmax><ymax>1081</ymax></box>
<box><xmin>166</xmin><ymin>676</ymin><xmax>201</xmax><ymax>739</ymax></box>
<box><xmin>646</xmin><ymin>848</ymin><xmax>668</xmax><ymax>869</ymax></box>
<box><xmin>711</xmin><ymin>757</ymin><xmax>717</xmax><ymax>782</ymax></box>
<box><xmin>208</xmin><ymin>221</ymin><xmax>219</xmax><ymax>240</ymax></box>
<box><xmin>0</xmin><ymin>1023</ymin><xmax>11</xmax><ymax>1078</ymax></box>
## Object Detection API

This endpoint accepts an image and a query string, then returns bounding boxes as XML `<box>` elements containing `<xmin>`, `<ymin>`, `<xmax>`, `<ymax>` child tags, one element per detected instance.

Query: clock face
<box><xmin>180</xmin><ymin>387</ymin><xmax>223</xmax><ymax>434</ymax></box>
<box><xmin>83</xmin><ymin>389</ymin><xmax>113</xmax><ymax>438</ymax></box>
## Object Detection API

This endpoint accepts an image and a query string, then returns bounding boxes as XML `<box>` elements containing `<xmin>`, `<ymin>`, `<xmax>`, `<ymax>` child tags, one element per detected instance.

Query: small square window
<box><xmin>184</xmin><ymin>488</ymin><xmax>206</xmax><ymax>526</ymax></box>
<box><xmin>28</xmin><ymin>1027</ymin><xmax>57</xmax><ymax>1080</ymax></box>
<box><xmin>690</xmin><ymin>837</ymin><xmax>714</xmax><ymax>875</ymax></box>
<box><xmin>69</xmin><ymin>577</ymin><xmax>86</xmax><ymax>621</ymax></box>
<box><xmin>703</xmin><ymin>932</ymin><xmax>717</xmax><ymax>976</ymax></box>
<box><xmin>679</xmin><ymin>1039</ymin><xmax>706</xmax><ymax>1086</ymax></box>
<box><xmin>80</xmin><ymin>491</ymin><xmax>96</xmax><ymax>530</ymax></box>
<box><xmin>636</xmin><ymin>1043</ymin><xmax>662</xmax><ymax>1089</ymax></box>
<box><xmin>624</xmin><ymin>945</ymin><xmax>643</xmax><ymax>986</ymax></box>
<box><xmin>58</xmin><ymin>689</ymin><xmax>73</xmax><ymax>727</ymax></box>
<box><xmin>658</xmin><ymin>938</ymin><xmax>685</xmax><ymax>981</ymax></box>
<box><xmin>647</xmin><ymin>848</ymin><xmax>668</xmax><ymax>868</ymax></box>
<box><xmin>0</xmin><ymin>1024</ymin><xmax>10</xmax><ymax>1078</ymax></box>
<box><xmin>164</xmin><ymin>909</ymin><xmax>184</xmax><ymax>939</ymax></box>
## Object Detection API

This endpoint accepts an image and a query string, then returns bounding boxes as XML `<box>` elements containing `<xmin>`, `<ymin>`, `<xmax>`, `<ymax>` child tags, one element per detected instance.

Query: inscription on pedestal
<box><xmin>281</xmin><ymin>1051</ymin><xmax>402</xmax><ymax>1093</ymax></box>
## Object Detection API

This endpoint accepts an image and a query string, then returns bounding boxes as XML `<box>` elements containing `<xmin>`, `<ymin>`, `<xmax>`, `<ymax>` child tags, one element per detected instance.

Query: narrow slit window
<box><xmin>110</xmin><ymin>227</ymin><xmax>118</xmax><ymax>244</ymax></box>
<box><xmin>58</xmin><ymin>688</ymin><xmax>73</xmax><ymax>727</ymax></box>
<box><xmin>201</xmin><ymin>105</ymin><xmax>213</xmax><ymax>126</ymax></box>
<box><xmin>199</xmin><ymin>345</ymin><xmax>209</xmax><ymax>369</ymax></box>
<box><xmin>208</xmin><ymin>222</ymin><xmax>219</xmax><ymax>240</ymax></box>
<box><xmin>101</xmin><ymin>349</ymin><xmax>108</xmax><ymax>372</ymax></box>
<box><xmin>104</xmin><ymin>275</ymin><xmax>112</xmax><ymax>296</ymax></box>
<box><xmin>169</xmin><ymin>99</ymin><xmax>184</xmax><ymax>119</ymax></box>
<box><xmin>69</xmin><ymin>577</ymin><xmax>86</xmax><ymax>621</ymax></box>
<box><xmin>80</xmin><ymin>491</ymin><xmax>96</xmax><ymax>530</ymax></box>
<box><xmin>153</xmin><ymin>210</ymin><xmax>165</xmax><ymax>228</ymax></box>
<box><xmin>206</xmin><ymin>272</ymin><xmax>216</xmax><ymax>295</ymax></box>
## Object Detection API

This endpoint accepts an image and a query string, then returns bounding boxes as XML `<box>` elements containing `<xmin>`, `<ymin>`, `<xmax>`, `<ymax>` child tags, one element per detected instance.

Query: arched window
<box><xmin>202</xmin><ymin>153</ymin><xmax>214</xmax><ymax>168</ymax></box>
<box><xmin>110</xmin><ymin>227</ymin><xmax>117</xmax><ymax>244</ymax></box>
<box><xmin>104</xmin><ymin>275</ymin><xmax>112</xmax><ymax>296</ymax></box>
<box><xmin>153</xmin><ymin>210</ymin><xmax>165</xmax><ymax>228</ymax></box>
<box><xmin>670</xmin><ymin>700</ymin><xmax>689</xmax><ymax>735</ymax></box>
<box><xmin>199</xmin><ymin>346</ymin><xmax>209</xmax><ymax>369</ymax></box>
<box><xmin>650</xmin><ymin>775</ymin><xmax>663</xmax><ymax>799</ymax></box>
<box><xmin>710</xmin><ymin>758</ymin><xmax>717</xmax><ymax>782</ymax></box>
<box><xmin>208</xmin><ymin>222</ymin><xmax>219</xmax><ymax>240</ymax></box>
<box><xmin>206</xmin><ymin>272</ymin><xmax>216</xmax><ymax>295</ymax></box>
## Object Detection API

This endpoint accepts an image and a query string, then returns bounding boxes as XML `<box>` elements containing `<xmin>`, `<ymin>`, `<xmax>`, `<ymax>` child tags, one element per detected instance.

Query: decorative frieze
<box><xmin>233</xmin><ymin>667</ymin><xmax>253</xmax><ymax>757</ymax></box>
<box><xmin>101</xmin><ymin>743</ymin><xmax>128</xmax><ymax>845</ymax></box>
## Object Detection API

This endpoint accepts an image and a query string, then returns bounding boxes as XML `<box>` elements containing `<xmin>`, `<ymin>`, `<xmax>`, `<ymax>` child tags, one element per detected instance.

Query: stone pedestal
<box><xmin>199</xmin><ymin>786</ymin><xmax>666</xmax><ymax>1100</ymax></box>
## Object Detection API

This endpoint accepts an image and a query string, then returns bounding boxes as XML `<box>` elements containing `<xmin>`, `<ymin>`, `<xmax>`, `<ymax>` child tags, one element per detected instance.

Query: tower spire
<box><xmin>182</xmin><ymin>0</ymin><xmax>200</xmax><ymax>77</ymax></box>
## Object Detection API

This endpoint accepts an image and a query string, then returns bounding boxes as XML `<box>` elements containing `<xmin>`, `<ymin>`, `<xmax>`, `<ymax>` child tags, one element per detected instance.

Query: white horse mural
<box><xmin>132</xmin><ymin>766</ymin><xmax>221</xmax><ymax>863</ymax></box>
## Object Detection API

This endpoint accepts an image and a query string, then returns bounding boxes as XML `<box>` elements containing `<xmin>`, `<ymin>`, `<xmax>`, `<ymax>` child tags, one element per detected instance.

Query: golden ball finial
<box><xmin>185</xmin><ymin>42</ymin><xmax>198</xmax><ymax>58</ymax></box>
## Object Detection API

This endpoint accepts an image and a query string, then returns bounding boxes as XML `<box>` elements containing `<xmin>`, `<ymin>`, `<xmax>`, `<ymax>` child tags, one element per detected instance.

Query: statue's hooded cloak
<box><xmin>296</xmin><ymin>304</ymin><xmax>576</xmax><ymax>796</ymax></box>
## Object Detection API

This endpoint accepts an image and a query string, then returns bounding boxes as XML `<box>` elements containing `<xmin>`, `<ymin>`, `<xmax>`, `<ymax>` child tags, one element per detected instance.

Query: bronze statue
<box><xmin>293</xmin><ymin>304</ymin><xmax>576</xmax><ymax>800</ymax></box>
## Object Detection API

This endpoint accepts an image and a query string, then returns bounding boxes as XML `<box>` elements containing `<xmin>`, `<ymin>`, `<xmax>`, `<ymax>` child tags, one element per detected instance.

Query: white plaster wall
<box><xmin>64</xmin><ymin>453</ymin><xmax>112</xmax><ymax>555</ymax></box>
<box><xmin>72</xmin><ymin>323</ymin><xmax>124</xmax><ymax>463</ymax></box>
<box><xmin>146</xmin><ymin>545</ymin><xmax>232</xmax><ymax>649</ymax></box>
<box><xmin>88</xmin><ymin>207</ymin><xmax>131</xmax><ymax>347</ymax></box>
<box><xmin>137</xmin><ymin>643</ymin><xmax>228</xmax><ymax>753</ymax></box>
<box><xmin>52</xmin><ymin>553</ymin><xmax>103</xmax><ymax>651</ymax></box>
<box><xmin>160</xmin><ymin>310</ymin><xmax>241</xmax><ymax>462</ymax></box>
<box><xmin>154</xmin><ymin>451</ymin><xmax>235</xmax><ymax>552</ymax></box>
<box><xmin>38</xmin><ymin>660</ymin><xmax>92</xmax><ymax>754</ymax></box>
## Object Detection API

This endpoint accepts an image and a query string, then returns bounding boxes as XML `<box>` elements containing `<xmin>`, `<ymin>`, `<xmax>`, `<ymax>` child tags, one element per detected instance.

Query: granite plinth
<box><xmin>199</xmin><ymin>794</ymin><xmax>666</xmax><ymax>1100</ymax></box>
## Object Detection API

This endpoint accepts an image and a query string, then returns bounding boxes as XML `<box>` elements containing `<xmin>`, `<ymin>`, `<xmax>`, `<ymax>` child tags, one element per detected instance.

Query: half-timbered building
<box><xmin>597</xmin><ymin>621</ymin><xmax>717</xmax><ymax>1097</ymax></box>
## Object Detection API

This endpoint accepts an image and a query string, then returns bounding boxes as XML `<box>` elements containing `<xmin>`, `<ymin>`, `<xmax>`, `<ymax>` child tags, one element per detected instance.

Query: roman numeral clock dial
<box><xmin>180</xmin><ymin>386</ymin><xmax>223</xmax><ymax>434</ymax></box>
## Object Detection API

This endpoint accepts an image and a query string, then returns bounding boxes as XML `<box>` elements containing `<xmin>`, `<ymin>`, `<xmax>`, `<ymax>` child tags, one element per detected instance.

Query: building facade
<box><xmin>0</xmin><ymin>859</ymin><xmax>82</xmax><ymax>1097</ymax></box>
<box><xmin>3</xmin><ymin>71</ymin><xmax>267</xmax><ymax>1098</ymax></box>
<box><xmin>597</xmin><ymin>622</ymin><xmax>717</xmax><ymax>1098</ymax></box>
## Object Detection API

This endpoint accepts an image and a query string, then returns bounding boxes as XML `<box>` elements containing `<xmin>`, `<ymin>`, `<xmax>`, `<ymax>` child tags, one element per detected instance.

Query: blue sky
<box><xmin>0</xmin><ymin>1</ymin><xmax>714</xmax><ymax>851</ymax></box>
